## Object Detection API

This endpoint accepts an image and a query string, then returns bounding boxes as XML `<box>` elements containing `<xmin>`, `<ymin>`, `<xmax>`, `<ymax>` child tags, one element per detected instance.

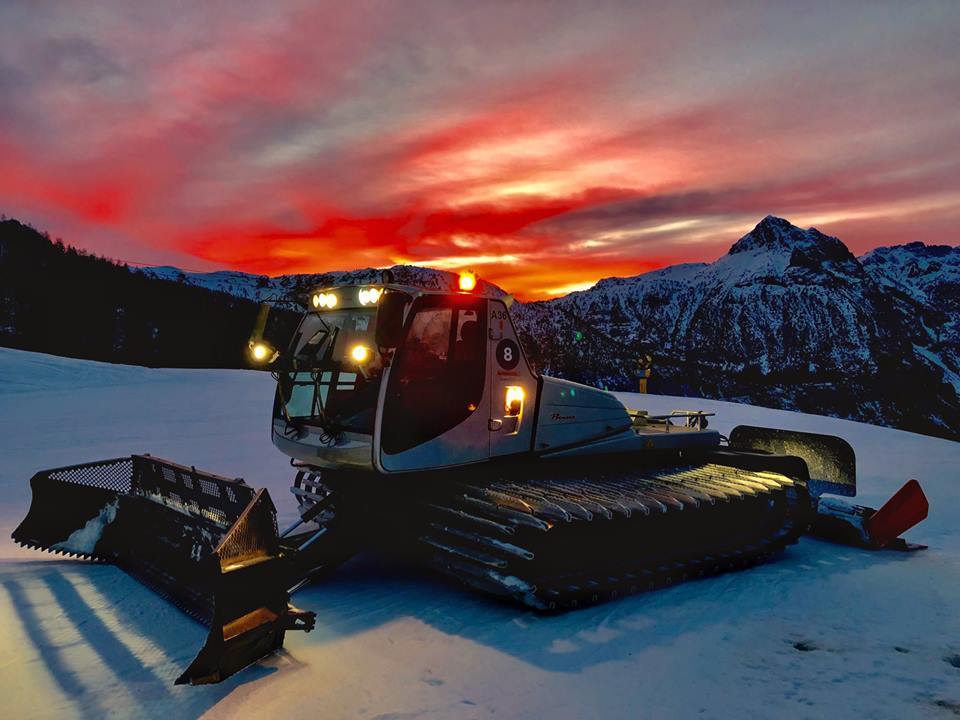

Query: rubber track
<box><xmin>420</xmin><ymin>462</ymin><xmax>807</xmax><ymax>610</ymax></box>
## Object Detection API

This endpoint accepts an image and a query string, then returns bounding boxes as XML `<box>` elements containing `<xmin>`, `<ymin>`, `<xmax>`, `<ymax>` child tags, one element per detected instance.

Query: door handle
<box><xmin>488</xmin><ymin>418</ymin><xmax>503</xmax><ymax>431</ymax></box>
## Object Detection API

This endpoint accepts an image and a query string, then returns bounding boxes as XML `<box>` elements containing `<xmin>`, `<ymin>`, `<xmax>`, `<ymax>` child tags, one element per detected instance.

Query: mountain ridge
<box><xmin>512</xmin><ymin>217</ymin><xmax>959</xmax><ymax>439</ymax></box>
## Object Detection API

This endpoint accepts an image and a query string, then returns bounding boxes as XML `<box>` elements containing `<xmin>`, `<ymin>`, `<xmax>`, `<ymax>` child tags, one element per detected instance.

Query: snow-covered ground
<box><xmin>1</xmin><ymin>347</ymin><xmax>958</xmax><ymax>719</ymax></box>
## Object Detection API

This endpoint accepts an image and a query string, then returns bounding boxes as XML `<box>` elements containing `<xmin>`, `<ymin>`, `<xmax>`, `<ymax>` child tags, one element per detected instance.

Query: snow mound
<box><xmin>51</xmin><ymin>499</ymin><xmax>118</xmax><ymax>555</ymax></box>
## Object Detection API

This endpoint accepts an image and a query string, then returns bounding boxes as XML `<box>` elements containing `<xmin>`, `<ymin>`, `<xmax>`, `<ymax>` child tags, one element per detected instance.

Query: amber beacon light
<box><xmin>458</xmin><ymin>271</ymin><xmax>477</xmax><ymax>292</ymax></box>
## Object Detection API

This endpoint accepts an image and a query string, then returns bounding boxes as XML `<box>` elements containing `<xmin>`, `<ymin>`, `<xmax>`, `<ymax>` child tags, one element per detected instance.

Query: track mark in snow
<box><xmin>421</xmin><ymin>670</ymin><xmax>444</xmax><ymax>686</ymax></box>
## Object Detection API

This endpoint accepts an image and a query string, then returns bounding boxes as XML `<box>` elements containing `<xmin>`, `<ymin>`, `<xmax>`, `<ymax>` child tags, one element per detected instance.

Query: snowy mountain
<box><xmin>860</xmin><ymin>242</ymin><xmax>960</xmax><ymax>382</ymax></box>
<box><xmin>860</xmin><ymin>241</ymin><xmax>960</xmax><ymax>306</ymax></box>
<box><xmin>513</xmin><ymin>217</ymin><xmax>960</xmax><ymax>440</ymax></box>
<box><xmin>536</xmin><ymin>216</ymin><xmax>902</xmax><ymax>373</ymax></box>
<box><xmin>138</xmin><ymin>264</ymin><xmax>505</xmax><ymax>303</ymax></box>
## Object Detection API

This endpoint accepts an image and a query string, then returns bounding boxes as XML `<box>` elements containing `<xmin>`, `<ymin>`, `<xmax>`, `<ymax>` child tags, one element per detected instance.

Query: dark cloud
<box><xmin>41</xmin><ymin>37</ymin><xmax>122</xmax><ymax>84</ymax></box>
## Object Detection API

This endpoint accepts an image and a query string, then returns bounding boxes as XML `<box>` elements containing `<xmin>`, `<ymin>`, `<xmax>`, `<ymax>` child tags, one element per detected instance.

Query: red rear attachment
<box><xmin>866</xmin><ymin>479</ymin><xmax>929</xmax><ymax>549</ymax></box>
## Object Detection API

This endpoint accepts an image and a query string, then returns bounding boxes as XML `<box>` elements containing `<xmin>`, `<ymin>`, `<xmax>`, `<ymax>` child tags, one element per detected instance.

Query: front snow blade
<box><xmin>12</xmin><ymin>455</ymin><xmax>315</xmax><ymax>685</ymax></box>
<box><xmin>729</xmin><ymin>425</ymin><xmax>856</xmax><ymax>497</ymax></box>
<box><xmin>176</xmin><ymin>488</ymin><xmax>316</xmax><ymax>685</ymax></box>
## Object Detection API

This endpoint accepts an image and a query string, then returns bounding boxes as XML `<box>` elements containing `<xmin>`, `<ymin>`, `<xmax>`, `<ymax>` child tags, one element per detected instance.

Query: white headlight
<box><xmin>358</xmin><ymin>287</ymin><xmax>382</xmax><ymax>306</ymax></box>
<box><xmin>311</xmin><ymin>292</ymin><xmax>338</xmax><ymax>309</ymax></box>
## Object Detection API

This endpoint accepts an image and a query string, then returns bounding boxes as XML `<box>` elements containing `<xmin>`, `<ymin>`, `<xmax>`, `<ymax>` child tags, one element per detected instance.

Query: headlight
<box><xmin>249</xmin><ymin>341</ymin><xmax>277</xmax><ymax>364</ymax></box>
<box><xmin>350</xmin><ymin>344</ymin><xmax>372</xmax><ymax>363</ymax></box>
<box><xmin>358</xmin><ymin>287</ymin><xmax>383</xmax><ymax>306</ymax></box>
<box><xmin>311</xmin><ymin>292</ymin><xmax>338</xmax><ymax>309</ymax></box>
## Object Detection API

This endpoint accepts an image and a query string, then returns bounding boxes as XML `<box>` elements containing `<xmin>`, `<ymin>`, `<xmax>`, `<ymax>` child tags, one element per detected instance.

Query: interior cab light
<box><xmin>505</xmin><ymin>385</ymin><xmax>525</xmax><ymax>416</ymax></box>
<box><xmin>458</xmin><ymin>271</ymin><xmax>477</xmax><ymax>292</ymax></box>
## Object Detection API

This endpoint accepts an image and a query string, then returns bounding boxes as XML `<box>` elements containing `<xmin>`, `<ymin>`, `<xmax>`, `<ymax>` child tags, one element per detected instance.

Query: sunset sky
<box><xmin>1</xmin><ymin>1</ymin><xmax>958</xmax><ymax>299</ymax></box>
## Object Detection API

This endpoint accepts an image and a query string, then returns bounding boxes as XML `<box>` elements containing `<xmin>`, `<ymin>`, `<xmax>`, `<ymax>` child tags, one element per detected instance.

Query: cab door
<box><xmin>487</xmin><ymin>299</ymin><xmax>537</xmax><ymax>458</ymax></box>
<box><xmin>378</xmin><ymin>296</ymin><xmax>490</xmax><ymax>472</ymax></box>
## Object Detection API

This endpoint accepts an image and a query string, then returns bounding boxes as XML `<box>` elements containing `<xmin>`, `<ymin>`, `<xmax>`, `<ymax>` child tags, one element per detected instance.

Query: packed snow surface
<box><xmin>1</xmin><ymin>347</ymin><xmax>958</xmax><ymax>719</ymax></box>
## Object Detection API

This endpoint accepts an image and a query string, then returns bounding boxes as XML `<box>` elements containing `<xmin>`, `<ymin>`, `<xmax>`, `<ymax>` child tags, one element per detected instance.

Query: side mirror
<box><xmin>375</xmin><ymin>291</ymin><xmax>409</xmax><ymax>348</ymax></box>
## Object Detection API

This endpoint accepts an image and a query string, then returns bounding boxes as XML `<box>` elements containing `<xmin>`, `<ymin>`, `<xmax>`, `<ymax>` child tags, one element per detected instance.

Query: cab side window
<box><xmin>382</xmin><ymin>300</ymin><xmax>486</xmax><ymax>454</ymax></box>
<box><xmin>400</xmin><ymin>308</ymin><xmax>452</xmax><ymax>381</ymax></box>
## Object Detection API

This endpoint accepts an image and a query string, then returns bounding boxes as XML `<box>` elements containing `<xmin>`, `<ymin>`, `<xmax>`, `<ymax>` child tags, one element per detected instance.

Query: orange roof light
<box><xmin>459</xmin><ymin>271</ymin><xmax>477</xmax><ymax>292</ymax></box>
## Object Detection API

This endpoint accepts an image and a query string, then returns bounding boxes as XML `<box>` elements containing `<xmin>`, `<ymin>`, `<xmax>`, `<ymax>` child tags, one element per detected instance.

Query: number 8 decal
<box><xmin>496</xmin><ymin>339</ymin><xmax>520</xmax><ymax>370</ymax></box>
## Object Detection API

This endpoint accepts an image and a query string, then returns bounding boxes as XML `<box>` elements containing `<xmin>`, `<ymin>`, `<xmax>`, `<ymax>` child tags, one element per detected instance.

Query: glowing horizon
<box><xmin>1</xmin><ymin>2</ymin><xmax>958</xmax><ymax>300</ymax></box>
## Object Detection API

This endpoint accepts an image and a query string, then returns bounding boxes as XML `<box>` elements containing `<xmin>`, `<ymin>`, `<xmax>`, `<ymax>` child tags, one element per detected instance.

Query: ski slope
<box><xmin>0</xmin><ymin>347</ymin><xmax>958</xmax><ymax>719</ymax></box>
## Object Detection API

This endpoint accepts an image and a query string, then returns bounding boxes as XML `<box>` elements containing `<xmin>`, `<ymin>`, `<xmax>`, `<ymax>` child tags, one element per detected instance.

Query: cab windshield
<box><xmin>275</xmin><ymin>308</ymin><xmax>382</xmax><ymax>434</ymax></box>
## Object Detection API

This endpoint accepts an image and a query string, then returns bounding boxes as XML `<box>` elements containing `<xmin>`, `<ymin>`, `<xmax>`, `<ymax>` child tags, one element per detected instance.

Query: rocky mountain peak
<box><xmin>722</xmin><ymin>216</ymin><xmax>860</xmax><ymax>280</ymax></box>
<box><xmin>728</xmin><ymin>215</ymin><xmax>853</xmax><ymax>260</ymax></box>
